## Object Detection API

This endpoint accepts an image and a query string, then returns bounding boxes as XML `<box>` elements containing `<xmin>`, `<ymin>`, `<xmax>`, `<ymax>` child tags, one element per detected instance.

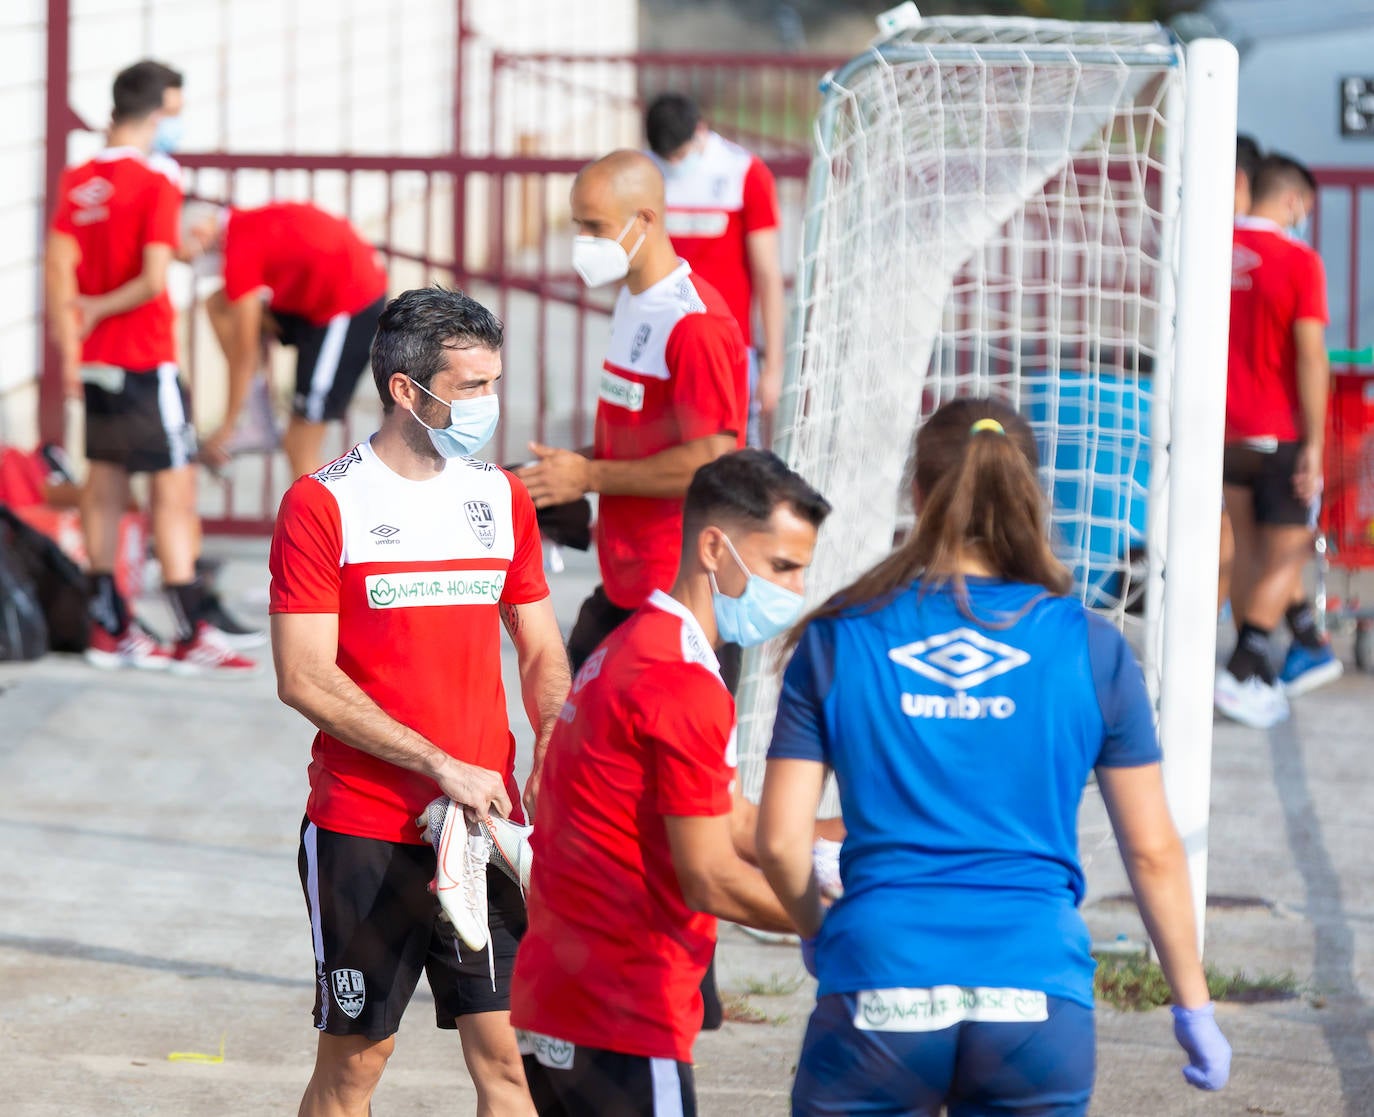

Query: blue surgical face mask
<box><xmin>408</xmin><ymin>377</ymin><xmax>500</xmax><ymax>459</ymax></box>
<box><xmin>709</xmin><ymin>534</ymin><xmax>805</xmax><ymax>648</ymax></box>
<box><xmin>153</xmin><ymin>115</ymin><xmax>184</xmax><ymax>154</ymax></box>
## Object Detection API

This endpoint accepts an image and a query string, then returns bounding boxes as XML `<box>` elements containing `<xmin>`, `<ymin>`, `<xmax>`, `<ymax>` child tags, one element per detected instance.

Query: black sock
<box><xmin>1285</xmin><ymin>601</ymin><xmax>1323</xmax><ymax>650</ymax></box>
<box><xmin>89</xmin><ymin>572</ymin><xmax>128</xmax><ymax>635</ymax></box>
<box><xmin>1227</xmin><ymin>623</ymin><xmax>1275</xmax><ymax>684</ymax></box>
<box><xmin>165</xmin><ymin>580</ymin><xmax>206</xmax><ymax>642</ymax></box>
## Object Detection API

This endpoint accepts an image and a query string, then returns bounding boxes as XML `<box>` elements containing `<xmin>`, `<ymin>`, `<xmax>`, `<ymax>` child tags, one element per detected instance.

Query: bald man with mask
<box><xmin>517</xmin><ymin>150</ymin><xmax>748</xmax><ymax>686</ymax></box>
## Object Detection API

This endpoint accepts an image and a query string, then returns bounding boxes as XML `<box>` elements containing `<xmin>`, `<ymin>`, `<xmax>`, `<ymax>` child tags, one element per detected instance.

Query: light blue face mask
<box><xmin>153</xmin><ymin>115</ymin><xmax>184</xmax><ymax>154</ymax></box>
<box><xmin>408</xmin><ymin>377</ymin><xmax>500</xmax><ymax>459</ymax></box>
<box><xmin>709</xmin><ymin>534</ymin><xmax>805</xmax><ymax>648</ymax></box>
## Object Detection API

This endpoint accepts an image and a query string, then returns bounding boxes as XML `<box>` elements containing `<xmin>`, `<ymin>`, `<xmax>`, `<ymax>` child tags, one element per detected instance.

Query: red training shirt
<box><xmin>511</xmin><ymin>591</ymin><xmax>737</xmax><ymax>1062</ymax></box>
<box><xmin>269</xmin><ymin>441</ymin><xmax>547</xmax><ymax>841</ymax></box>
<box><xmin>50</xmin><ymin>147</ymin><xmax>182</xmax><ymax>370</ymax></box>
<box><xmin>594</xmin><ymin>262</ymin><xmax>748</xmax><ymax>609</ymax></box>
<box><xmin>224</xmin><ymin>202</ymin><xmax>388</xmax><ymax>326</ymax></box>
<box><xmin>658</xmin><ymin>132</ymin><xmax>780</xmax><ymax>348</ymax></box>
<box><xmin>1227</xmin><ymin>216</ymin><xmax>1329</xmax><ymax>442</ymax></box>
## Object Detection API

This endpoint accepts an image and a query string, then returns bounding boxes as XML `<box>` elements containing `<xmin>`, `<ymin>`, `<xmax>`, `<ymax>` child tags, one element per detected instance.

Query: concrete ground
<box><xmin>2</xmin><ymin>538</ymin><xmax>1372</xmax><ymax>1116</ymax></box>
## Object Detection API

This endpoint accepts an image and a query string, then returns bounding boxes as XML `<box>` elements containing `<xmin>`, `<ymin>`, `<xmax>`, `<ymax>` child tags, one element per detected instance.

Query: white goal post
<box><xmin>735</xmin><ymin>16</ymin><xmax>1237</xmax><ymax>950</ymax></box>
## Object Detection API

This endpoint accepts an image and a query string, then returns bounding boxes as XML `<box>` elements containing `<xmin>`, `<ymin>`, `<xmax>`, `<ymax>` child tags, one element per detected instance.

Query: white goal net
<box><xmin>736</xmin><ymin>18</ymin><xmax>1232</xmax><ymax>817</ymax></box>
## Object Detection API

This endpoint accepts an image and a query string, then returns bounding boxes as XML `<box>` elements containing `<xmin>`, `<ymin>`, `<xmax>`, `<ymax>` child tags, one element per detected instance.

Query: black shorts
<box><xmin>83</xmin><ymin>363</ymin><xmax>196</xmax><ymax>473</ymax></box>
<box><xmin>275</xmin><ymin>294</ymin><xmax>385</xmax><ymax>423</ymax></box>
<box><xmin>1222</xmin><ymin>441</ymin><xmax>1318</xmax><ymax>528</ymax></box>
<box><xmin>520</xmin><ymin>1036</ymin><xmax>697</xmax><ymax>1117</ymax></box>
<box><xmin>297</xmin><ymin>816</ymin><xmax>526</xmax><ymax>1040</ymax></box>
<box><xmin>568</xmin><ymin>584</ymin><xmax>742</xmax><ymax>692</ymax></box>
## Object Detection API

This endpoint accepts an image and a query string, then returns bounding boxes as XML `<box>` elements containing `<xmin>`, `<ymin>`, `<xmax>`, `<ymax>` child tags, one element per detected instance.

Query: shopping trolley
<box><xmin>1315</xmin><ymin>348</ymin><xmax>1374</xmax><ymax>671</ymax></box>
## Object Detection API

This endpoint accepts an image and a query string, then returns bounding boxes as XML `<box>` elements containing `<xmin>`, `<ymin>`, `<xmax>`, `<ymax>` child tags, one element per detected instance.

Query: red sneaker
<box><xmin>84</xmin><ymin>621</ymin><xmax>172</xmax><ymax>671</ymax></box>
<box><xmin>170</xmin><ymin>621</ymin><xmax>259</xmax><ymax>678</ymax></box>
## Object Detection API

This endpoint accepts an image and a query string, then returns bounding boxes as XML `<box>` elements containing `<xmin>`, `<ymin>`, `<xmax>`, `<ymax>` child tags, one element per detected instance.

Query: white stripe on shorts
<box><xmin>305</xmin><ymin>313</ymin><xmax>351</xmax><ymax>423</ymax></box>
<box><xmin>156</xmin><ymin>363</ymin><xmax>191</xmax><ymax>468</ymax></box>
<box><xmin>649</xmin><ymin>1057</ymin><xmax>685</xmax><ymax>1117</ymax></box>
<box><xmin>302</xmin><ymin>822</ymin><xmax>328</xmax><ymax>1030</ymax></box>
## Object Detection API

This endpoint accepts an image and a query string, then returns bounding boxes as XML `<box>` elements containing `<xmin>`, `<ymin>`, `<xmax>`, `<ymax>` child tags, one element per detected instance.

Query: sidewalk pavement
<box><xmin>1</xmin><ymin>539</ymin><xmax>1370</xmax><ymax>1115</ymax></box>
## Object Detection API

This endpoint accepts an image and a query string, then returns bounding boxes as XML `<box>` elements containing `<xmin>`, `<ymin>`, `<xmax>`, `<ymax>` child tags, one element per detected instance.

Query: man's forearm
<box><xmin>696</xmin><ymin>858</ymin><xmax>796</xmax><ymax>934</ymax></box>
<box><xmin>1296</xmin><ymin>353</ymin><xmax>1329</xmax><ymax>447</ymax></box>
<box><xmin>756</xmin><ymin>270</ymin><xmax>785</xmax><ymax>374</ymax></box>
<box><xmin>282</xmin><ymin>661</ymin><xmax>451</xmax><ymax>782</ymax></box>
<box><xmin>87</xmin><ymin>273</ymin><xmax>163</xmax><ymax>321</ymax></box>
<box><xmin>588</xmin><ymin>437</ymin><xmax>729</xmax><ymax>498</ymax></box>
<box><xmin>520</xmin><ymin>644</ymin><xmax>571</xmax><ymax>769</ymax></box>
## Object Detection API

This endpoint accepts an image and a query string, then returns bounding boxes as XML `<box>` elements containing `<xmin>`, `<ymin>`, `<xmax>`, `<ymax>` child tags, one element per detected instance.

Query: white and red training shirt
<box><xmin>269</xmin><ymin>440</ymin><xmax>548</xmax><ymax>841</ymax></box>
<box><xmin>594</xmin><ymin>262</ymin><xmax>748</xmax><ymax>610</ymax></box>
<box><xmin>511</xmin><ymin>590</ymin><xmax>737</xmax><ymax>1063</ymax></box>
<box><xmin>658</xmin><ymin>131</ymin><xmax>780</xmax><ymax>347</ymax></box>
<box><xmin>50</xmin><ymin>147</ymin><xmax>182</xmax><ymax>370</ymax></box>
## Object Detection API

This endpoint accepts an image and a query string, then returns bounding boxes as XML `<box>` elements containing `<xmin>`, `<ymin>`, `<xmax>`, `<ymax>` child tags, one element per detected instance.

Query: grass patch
<box><xmin>741</xmin><ymin>972</ymin><xmax>805</xmax><ymax>997</ymax></box>
<box><xmin>721</xmin><ymin>994</ymin><xmax>771</xmax><ymax>1025</ymax></box>
<box><xmin>1094</xmin><ymin>953</ymin><xmax>1301</xmax><ymax>1011</ymax></box>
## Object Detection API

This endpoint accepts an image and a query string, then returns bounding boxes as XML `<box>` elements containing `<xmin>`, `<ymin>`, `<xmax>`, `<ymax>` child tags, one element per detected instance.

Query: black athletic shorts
<box><xmin>297</xmin><ymin>816</ymin><xmax>526</xmax><ymax>1040</ymax></box>
<box><xmin>275</xmin><ymin>294</ymin><xmax>385</xmax><ymax>423</ymax></box>
<box><xmin>1222</xmin><ymin>441</ymin><xmax>1318</xmax><ymax>528</ymax></box>
<box><xmin>520</xmin><ymin>1035</ymin><xmax>697</xmax><ymax>1117</ymax></box>
<box><xmin>83</xmin><ymin>363</ymin><xmax>196</xmax><ymax>473</ymax></box>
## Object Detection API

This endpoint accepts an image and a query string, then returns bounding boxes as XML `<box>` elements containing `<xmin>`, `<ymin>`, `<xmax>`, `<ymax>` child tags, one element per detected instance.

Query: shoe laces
<box><xmin>462</xmin><ymin>816</ymin><xmax>496</xmax><ymax>991</ymax></box>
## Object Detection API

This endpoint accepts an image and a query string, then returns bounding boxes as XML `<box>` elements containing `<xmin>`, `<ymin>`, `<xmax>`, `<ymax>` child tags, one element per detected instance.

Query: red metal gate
<box><xmin>38</xmin><ymin>0</ymin><xmax>839</xmax><ymax>532</ymax></box>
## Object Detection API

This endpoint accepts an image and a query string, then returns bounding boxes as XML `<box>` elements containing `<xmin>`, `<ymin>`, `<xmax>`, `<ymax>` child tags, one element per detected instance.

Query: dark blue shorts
<box><xmin>793</xmin><ymin>993</ymin><xmax>1094</xmax><ymax>1117</ymax></box>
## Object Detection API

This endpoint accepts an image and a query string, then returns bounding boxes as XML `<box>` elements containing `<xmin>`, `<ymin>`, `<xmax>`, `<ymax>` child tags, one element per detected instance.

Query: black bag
<box><xmin>0</xmin><ymin>505</ymin><xmax>90</xmax><ymax>653</ymax></box>
<box><xmin>0</xmin><ymin>521</ymin><xmax>48</xmax><ymax>661</ymax></box>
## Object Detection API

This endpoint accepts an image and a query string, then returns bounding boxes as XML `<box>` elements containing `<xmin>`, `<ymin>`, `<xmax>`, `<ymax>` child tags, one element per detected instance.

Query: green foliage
<box><xmin>1094</xmin><ymin>953</ymin><xmax>1301</xmax><ymax>1011</ymax></box>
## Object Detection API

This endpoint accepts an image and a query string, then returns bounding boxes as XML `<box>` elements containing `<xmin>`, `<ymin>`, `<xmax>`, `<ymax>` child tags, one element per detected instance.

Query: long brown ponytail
<box><xmin>783</xmin><ymin>397</ymin><xmax>1071</xmax><ymax>650</ymax></box>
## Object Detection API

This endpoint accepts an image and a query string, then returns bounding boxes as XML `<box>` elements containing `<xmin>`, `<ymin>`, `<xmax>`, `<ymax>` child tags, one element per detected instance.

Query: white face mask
<box><xmin>572</xmin><ymin>215</ymin><xmax>645</xmax><ymax>288</ymax></box>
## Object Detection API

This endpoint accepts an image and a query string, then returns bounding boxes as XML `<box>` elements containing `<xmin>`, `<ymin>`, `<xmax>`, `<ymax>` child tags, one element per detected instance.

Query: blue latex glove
<box><xmin>1172</xmin><ymin>1002</ymin><xmax>1231</xmax><ymax>1090</ymax></box>
<box><xmin>800</xmin><ymin>937</ymin><xmax>818</xmax><ymax>979</ymax></box>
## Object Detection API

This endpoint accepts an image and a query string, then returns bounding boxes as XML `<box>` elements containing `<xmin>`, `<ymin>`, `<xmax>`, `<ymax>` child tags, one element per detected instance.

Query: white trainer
<box><xmin>419</xmin><ymin>797</ymin><xmax>490</xmax><ymax>952</ymax></box>
<box><xmin>1214</xmin><ymin>668</ymin><xmax>1290</xmax><ymax>729</ymax></box>
<box><xmin>481</xmin><ymin>814</ymin><xmax>534</xmax><ymax>894</ymax></box>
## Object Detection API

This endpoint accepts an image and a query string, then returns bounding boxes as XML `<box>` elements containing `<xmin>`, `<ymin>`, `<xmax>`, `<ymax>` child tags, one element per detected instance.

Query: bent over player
<box><xmin>270</xmin><ymin>287</ymin><xmax>570</xmax><ymax>1117</ymax></box>
<box><xmin>511</xmin><ymin>450</ymin><xmax>829</xmax><ymax>1116</ymax></box>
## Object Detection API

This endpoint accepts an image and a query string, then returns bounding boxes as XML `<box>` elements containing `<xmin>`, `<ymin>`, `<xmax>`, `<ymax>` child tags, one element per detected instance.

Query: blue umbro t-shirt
<box><xmin>768</xmin><ymin>578</ymin><xmax>1160</xmax><ymax>1008</ymax></box>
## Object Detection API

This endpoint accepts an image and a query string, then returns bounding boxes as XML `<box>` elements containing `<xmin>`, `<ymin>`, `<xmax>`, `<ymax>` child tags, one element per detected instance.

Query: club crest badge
<box><xmin>331</xmin><ymin>968</ymin><xmax>366</xmax><ymax>1019</ymax></box>
<box><xmin>465</xmin><ymin>501</ymin><xmax>496</xmax><ymax>549</ymax></box>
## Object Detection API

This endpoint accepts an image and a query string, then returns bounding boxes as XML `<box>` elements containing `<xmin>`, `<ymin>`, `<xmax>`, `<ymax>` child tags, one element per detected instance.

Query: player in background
<box><xmin>645</xmin><ymin>93</ymin><xmax>784</xmax><ymax>446</ymax></box>
<box><xmin>756</xmin><ymin>399</ymin><xmax>1230</xmax><ymax>1117</ymax></box>
<box><xmin>1218</xmin><ymin>134</ymin><xmax>1264</xmax><ymax>614</ymax></box>
<box><xmin>45</xmin><ymin>59</ymin><xmax>257</xmax><ymax>676</ymax></box>
<box><xmin>1218</xmin><ymin>155</ymin><xmax>1334</xmax><ymax>728</ymax></box>
<box><xmin>270</xmin><ymin>287</ymin><xmax>570</xmax><ymax>1117</ymax></box>
<box><xmin>517</xmin><ymin>150</ymin><xmax>748</xmax><ymax>684</ymax></box>
<box><xmin>1218</xmin><ymin>138</ymin><xmax>1339</xmax><ymax>699</ymax></box>
<box><xmin>511</xmin><ymin>449</ymin><xmax>831</xmax><ymax>1117</ymax></box>
<box><xmin>185</xmin><ymin>202</ymin><xmax>388</xmax><ymax>478</ymax></box>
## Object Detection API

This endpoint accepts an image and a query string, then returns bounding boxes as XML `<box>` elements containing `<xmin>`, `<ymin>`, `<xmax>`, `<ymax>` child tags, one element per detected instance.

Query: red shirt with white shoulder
<box><xmin>224</xmin><ymin>202</ymin><xmax>388</xmax><ymax>325</ymax></box>
<box><xmin>50</xmin><ymin>147</ymin><xmax>182</xmax><ymax>370</ymax></box>
<box><xmin>511</xmin><ymin>590</ymin><xmax>737</xmax><ymax>1062</ymax></box>
<box><xmin>594</xmin><ymin>262</ymin><xmax>748</xmax><ymax>609</ymax></box>
<box><xmin>1227</xmin><ymin>216</ymin><xmax>1329</xmax><ymax>442</ymax></box>
<box><xmin>269</xmin><ymin>440</ymin><xmax>547</xmax><ymax>841</ymax></box>
<box><xmin>658</xmin><ymin>132</ymin><xmax>780</xmax><ymax>347</ymax></box>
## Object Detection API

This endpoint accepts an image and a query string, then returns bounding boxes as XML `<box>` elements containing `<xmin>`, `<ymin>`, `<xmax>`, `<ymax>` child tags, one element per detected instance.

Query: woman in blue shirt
<box><xmin>755</xmin><ymin>398</ymin><xmax>1230</xmax><ymax>1116</ymax></box>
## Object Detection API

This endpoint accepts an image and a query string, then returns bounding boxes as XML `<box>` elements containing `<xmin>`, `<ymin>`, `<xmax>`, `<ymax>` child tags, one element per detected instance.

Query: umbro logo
<box><xmin>69</xmin><ymin>177</ymin><xmax>113</xmax><ymax>208</ymax></box>
<box><xmin>370</xmin><ymin>523</ymin><xmax>401</xmax><ymax>545</ymax></box>
<box><xmin>888</xmin><ymin>628</ymin><xmax>1029</xmax><ymax>690</ymax></box>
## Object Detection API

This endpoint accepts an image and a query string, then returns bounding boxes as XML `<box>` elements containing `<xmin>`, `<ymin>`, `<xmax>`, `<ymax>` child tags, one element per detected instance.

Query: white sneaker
<box><xmin>480</xmin><ymin>814</ymin><xmax>534</xmax><ymax>894</ymax></box>
<box><xmin>1215</xmin><ymin>668</ymin><xmax>1290</xmax><ymax>729</ymax></box>
<box><xmin>419</xmin><ymin>797</ymin><xmax>490</xmax><ymax>952</ymax></box>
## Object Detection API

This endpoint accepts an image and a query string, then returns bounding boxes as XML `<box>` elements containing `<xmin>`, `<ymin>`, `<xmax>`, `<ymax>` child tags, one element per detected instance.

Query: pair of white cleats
<box><xmin>417</xmin><ymin>797</ymin><xmax>534</xmax><ymax>957</ymax></box>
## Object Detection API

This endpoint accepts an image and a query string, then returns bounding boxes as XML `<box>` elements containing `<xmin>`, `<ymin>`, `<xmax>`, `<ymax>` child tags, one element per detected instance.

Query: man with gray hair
<box><xmin>270</xmin><ymin>286</ymin><xmax>571</xmax><ymax>1116</ymax></box>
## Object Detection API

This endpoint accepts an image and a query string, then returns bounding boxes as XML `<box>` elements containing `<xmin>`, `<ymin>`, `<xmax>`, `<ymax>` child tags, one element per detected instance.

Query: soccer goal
<box><xmin>736</xmin><ymin>14</ymin><xmax>1237</xmax><ymax>947</ymax></box>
